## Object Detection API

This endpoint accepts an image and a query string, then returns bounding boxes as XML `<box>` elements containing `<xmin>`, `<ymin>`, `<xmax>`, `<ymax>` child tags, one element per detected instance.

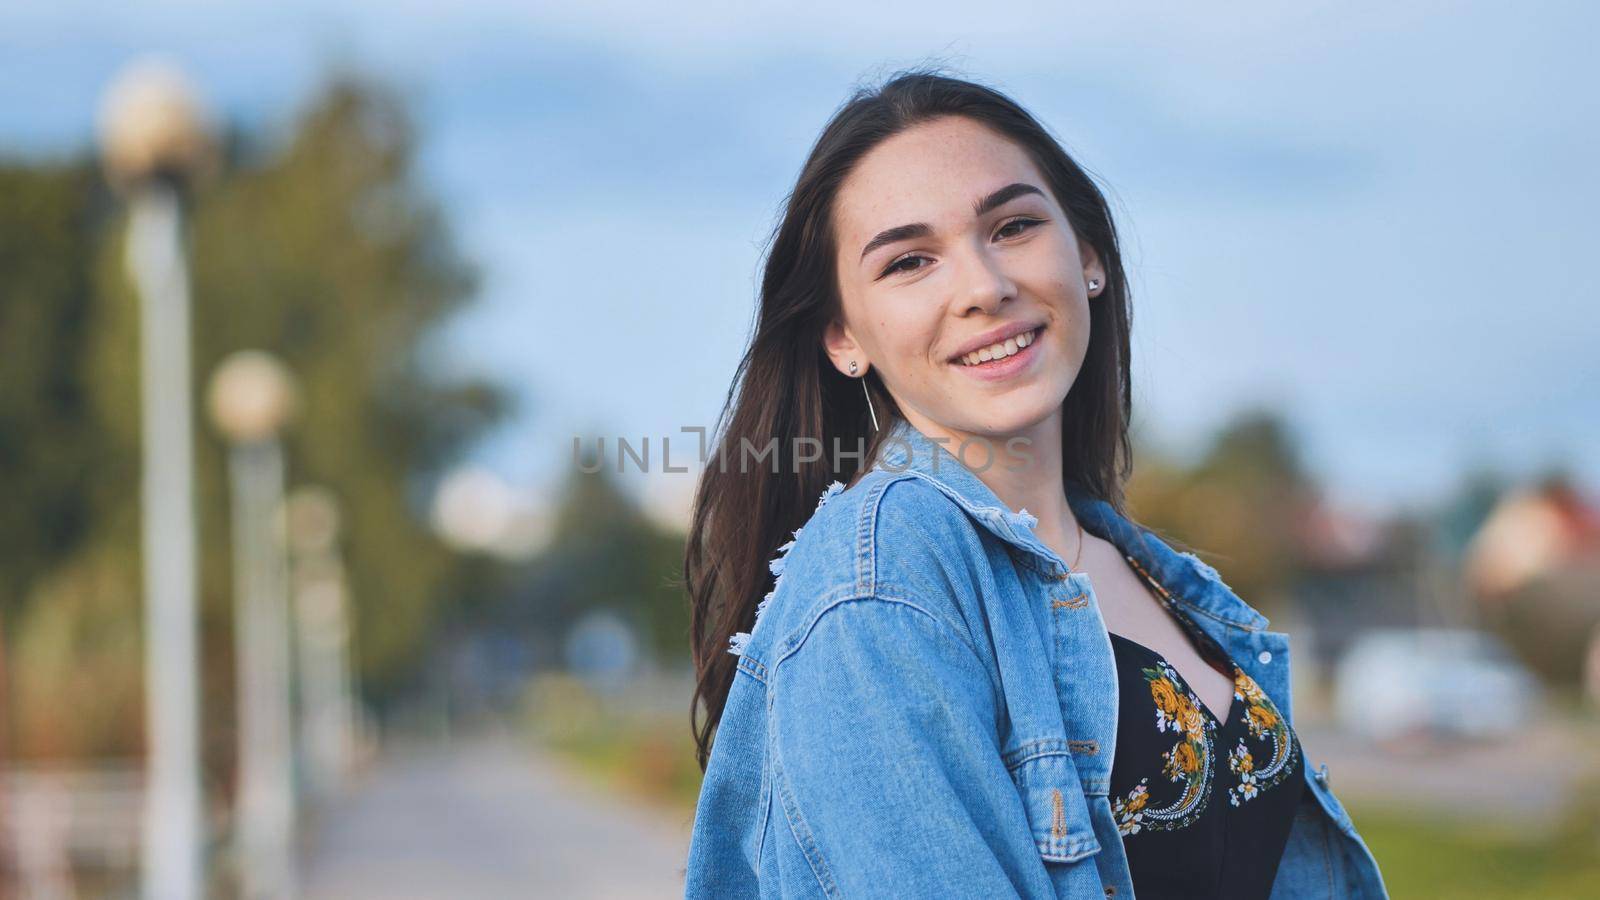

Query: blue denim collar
<box><xmin>869</xmin><ymin>417</ymin><xmax>1268</xmax><ymax>630</ymax></box>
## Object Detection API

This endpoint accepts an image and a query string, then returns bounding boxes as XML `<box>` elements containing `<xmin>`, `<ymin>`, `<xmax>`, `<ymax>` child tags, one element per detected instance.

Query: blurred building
<box><xmin>1464</xmin><ymin>477</ymin><xmax>1600</xmax><ymax>600</ymax></box>
<box><xmin>1288</xmin><ymin>492</ymin><xmax>1437</xmax><ymax>675</ymax></box>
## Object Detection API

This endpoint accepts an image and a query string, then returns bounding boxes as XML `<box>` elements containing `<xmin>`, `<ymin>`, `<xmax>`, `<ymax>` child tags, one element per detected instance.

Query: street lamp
<box><xmin>207</xmin><ymin>350</ymin><xmax>299</xmax><ymax>900</ymax></box>
<box><xmin>430</xmin><ymin>466</ymin><xmax>553</xmax><ymax>560</ymax></box>
<box><xmin>284</xmin><ymin>486</ymin><xmax>358</xmax><ymax>805</ymax></box>
<box><xmin>97</xmin><ymin>55</ymin><xmax>216</xmax><ymax>900</ymax></box>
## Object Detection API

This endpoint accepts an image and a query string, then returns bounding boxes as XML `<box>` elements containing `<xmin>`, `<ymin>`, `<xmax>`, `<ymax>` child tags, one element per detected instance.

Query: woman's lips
<box><xmin>951</xmin><ymin>325</ymin><xmax>1044</xmax><ymax>382</ymax></box>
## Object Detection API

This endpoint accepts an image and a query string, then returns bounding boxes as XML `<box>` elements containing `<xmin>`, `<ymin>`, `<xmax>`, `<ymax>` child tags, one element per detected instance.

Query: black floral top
<box><xmin>1108</xmin><ymin>553</ymin><xmax>1304</xmax><ymax>900</ymax></box>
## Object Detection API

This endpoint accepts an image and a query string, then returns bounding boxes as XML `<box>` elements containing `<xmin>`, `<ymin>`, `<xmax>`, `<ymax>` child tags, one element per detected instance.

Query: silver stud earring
<box><xmin>1088</xmin><ymin>278</ymin><xmax>1101</xmax><ymax>293</ymax></box>
<box><xmin>850</xmin><ymin>360</ymin><xmax>879</xmax><ymax>433</ymax></box>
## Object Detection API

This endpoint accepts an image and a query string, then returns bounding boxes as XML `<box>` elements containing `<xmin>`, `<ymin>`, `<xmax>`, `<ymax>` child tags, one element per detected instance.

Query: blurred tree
<box><xmin>496</xmin><ymin>464</ymin><xmax>691</xmax><ymax>673</ymax></box>
<box><xmin>0</xmin><ymin>161</ymin><xmax>131</xmax><ymax>760</ymax></box>
<box><xmin>1435</xmin><ymin>464</ymin><xmax>1509</xmax><ymax>562</ymax></box>
<box><xmin>184</xmin><ymin>72</ymin><xmax>510</xmax><ymax>705</ymax></box>
<box><xmin>3</xmin><ymin>69</ymin><xmax>509</xmax><ymax>760</ymax></box>
<box><xmin>1126</xmin><ymin>406</ymin><xmax>1315</xmax><ymax>613</ymax></box>
<box><xmin>0</xmin><ymin>163</ymin><xmax>109</xmax><ymax>614</ymax></box>
<box><xmin>1490</xmin><ymin>565</ymin><xmax>1600</xmax><ymax>688</ymax></box>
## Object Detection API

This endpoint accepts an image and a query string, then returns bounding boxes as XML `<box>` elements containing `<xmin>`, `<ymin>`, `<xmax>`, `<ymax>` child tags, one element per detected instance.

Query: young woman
<box><xmin>682</xmin><ymin>69</ymin><xmax>1388</xmax><ymax>899</ymax></box>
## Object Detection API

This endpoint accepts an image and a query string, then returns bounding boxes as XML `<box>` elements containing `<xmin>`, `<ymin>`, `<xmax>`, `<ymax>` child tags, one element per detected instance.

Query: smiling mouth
<box><xmin>955</xmin><ymin>325</ymin><xmax>1043</xmax><ymax>367</ymax></box>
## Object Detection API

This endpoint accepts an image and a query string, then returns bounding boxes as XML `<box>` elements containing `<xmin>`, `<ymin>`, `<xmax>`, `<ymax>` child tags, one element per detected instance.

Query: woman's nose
<box><xmin>957</xmin><ymin>245</ymin><xmax>1016</xmax><ymax>316</ymax></box>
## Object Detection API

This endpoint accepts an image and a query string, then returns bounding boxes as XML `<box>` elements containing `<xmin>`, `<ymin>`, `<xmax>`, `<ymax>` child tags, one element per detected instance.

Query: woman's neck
<box><xmin>902</xmin><ymin>408</ymin><xmax>1080</xmax><ymax>552</ymax></box>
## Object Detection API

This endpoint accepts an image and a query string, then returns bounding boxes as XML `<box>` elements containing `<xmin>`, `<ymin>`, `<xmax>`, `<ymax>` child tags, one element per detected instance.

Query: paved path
<box><xmin>1298</xmin><ymin>716</ymin><xmax>1600</xmax><ymax>829</ymax></box>
<box><xmin>301</xmin><ymin>735</ymin><xmax>694</xmax><ymax>899</ymax></box>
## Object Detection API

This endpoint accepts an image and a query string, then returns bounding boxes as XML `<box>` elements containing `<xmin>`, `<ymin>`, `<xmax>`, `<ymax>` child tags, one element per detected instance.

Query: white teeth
<box><xmin>960</xmin><ymin>327</ymin><xmax>1040</xmax><ymax>366</ymax></box>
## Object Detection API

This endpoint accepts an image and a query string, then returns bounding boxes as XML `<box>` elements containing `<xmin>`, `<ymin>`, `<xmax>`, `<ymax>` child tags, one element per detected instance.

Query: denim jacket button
<box><xmin>1257</xmin><ymin>650</ymin><xmax>1273</xmax><ymax>664</ymax></box>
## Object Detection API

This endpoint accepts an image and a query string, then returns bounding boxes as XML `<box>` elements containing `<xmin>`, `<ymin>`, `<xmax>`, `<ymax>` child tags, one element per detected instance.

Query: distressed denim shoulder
<box><xmin>684</xmin><ymin>419</ymin><xmax>1390</xmax><ymax>899</ymax></box>
<box><xmin>730</xmin><ymin>465</ymin><xmax>1012</xmax><ymax>672</ymax></box>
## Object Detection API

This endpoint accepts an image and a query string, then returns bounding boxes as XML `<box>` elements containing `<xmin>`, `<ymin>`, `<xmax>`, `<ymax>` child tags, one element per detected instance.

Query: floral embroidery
<box><xmin>1226</xmin><ymin>669</ymin><xmax>1298</xmax><ymax>806</ymax></box>
<box><xmin>1112</xmin><ymin>782</ymin><xmax>1150</xmax><ymax>834</ymax></box>
<box><xmin>1102</xmin><ymin>553</ymin><xmax>1310</xmax><ymax>897</ymax></box>
<box><xmin>1113</xmin><ymin>659</ymin><xmax>1218</xmax><ymax>834</ymax></box>
<box><xmin>1110</xmin><ymin>549</ymin><xmax>1300</xmax><ymax>835</ymax></box>
<box><xmin>1228</xmin><ymin>740</ymin><xmax>1259</xmax><ymax>803</ymax></box>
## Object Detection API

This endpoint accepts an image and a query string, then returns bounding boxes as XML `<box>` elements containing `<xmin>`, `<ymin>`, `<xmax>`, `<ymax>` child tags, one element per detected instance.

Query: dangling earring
<box><xmin>850</xmin><ymin>360</ymin><xmax>879</xmax><ymax>433</ymax></box>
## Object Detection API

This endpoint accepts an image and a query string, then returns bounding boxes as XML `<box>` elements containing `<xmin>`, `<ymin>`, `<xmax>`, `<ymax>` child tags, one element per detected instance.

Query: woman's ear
<box><xmin>1078</xmin><ymin>237</ymin><xmax>1107</xmax><ymax>297</ymax></box>
<box><xmin>822</xmin><ymin>317</ymin><xmax>867</xmax><ymax>376</ymax></box>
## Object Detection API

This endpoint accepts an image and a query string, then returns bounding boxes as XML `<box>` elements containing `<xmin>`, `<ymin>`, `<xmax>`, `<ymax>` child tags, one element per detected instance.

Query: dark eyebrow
<box><xmin>858</xmin><ymin>223</ymin><xmax>932</xmax><ymax>265</ymax></box>
<box><xmin>973</xmin><ymin>182</ymin><xmax>1045</xmax><ymax>218</ymax></box>
<box><xmin>858</xmin><ymin>182</ymin><xmax>1046</xmax><ymax>265</ymax></box>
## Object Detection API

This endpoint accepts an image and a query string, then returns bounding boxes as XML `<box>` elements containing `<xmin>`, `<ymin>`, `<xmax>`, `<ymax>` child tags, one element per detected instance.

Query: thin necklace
<box><xmin>1070</xmin><ymin>517</ymin><xmax>1085</xmax><ymax>571</ymax></box>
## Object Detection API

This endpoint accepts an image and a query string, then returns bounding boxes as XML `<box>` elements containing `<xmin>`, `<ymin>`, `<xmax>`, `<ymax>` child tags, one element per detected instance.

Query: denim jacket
<box><xmin>685</xmin><ymin>418</ymin><xmax>1389</xmax><ymax>899</ymax></box>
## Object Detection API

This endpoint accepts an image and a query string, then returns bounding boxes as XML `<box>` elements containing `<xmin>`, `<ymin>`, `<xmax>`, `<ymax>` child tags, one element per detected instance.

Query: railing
<box><xmin>1</xmin><ymin>763</ymin><xmax>146</xmax><ymax>898</ymax></box>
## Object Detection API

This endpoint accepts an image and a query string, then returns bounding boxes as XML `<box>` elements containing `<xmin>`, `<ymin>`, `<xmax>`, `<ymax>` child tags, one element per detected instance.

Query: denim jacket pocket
<box><xmin>1007</xmin><ymin>749</ymin><xmax>1103</xmax><ymax>863</ymax></box>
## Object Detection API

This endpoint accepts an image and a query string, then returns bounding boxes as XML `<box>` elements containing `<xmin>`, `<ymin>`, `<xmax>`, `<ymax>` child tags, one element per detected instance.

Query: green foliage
<box><xmin>181</xmin><ymin>72</ymin><xmax>510</xmax><ymax>698</ymax></box>
<box><xmin>1351</xmin><ymin>786</ymin><xmax>1600</xmax><ymax>899</ymax></box>
<box><xmin>494</xmin><ymin>465</ymin><xmax>691</xmax><ymax>669</ymax></box>
<box><xmin>0</xmin><ymin>162</ymin><xmax>111</xmax><ymax>610</ymax></box>
<box><xmin>0</xmin><ymin>69</ymin><xmax>508</xmax><ymax>758</ymax></box>
<box><xmin>1127</xmin><ymin>406</ymin><xmax>1315</xmax><ymax>611</ymax></box>
<box><xmin>523</xmin><ymin>673</ymin><xmax>703</xmax><ymax>813</ymax></box>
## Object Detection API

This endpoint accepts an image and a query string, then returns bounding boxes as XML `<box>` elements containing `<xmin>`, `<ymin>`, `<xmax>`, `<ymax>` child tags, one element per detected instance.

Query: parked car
<box><xmin>1333</xmin><ymin>627</ymin><xmax>1542</xmax><ymax>742</ymax></box>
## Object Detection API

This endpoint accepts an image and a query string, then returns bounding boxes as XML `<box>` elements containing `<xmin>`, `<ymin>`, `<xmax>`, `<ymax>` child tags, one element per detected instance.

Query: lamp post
<box><xmin>284</xmin><ymin>486</ymin><xmax>356</xmax><ymax>804</ymax></box>
<box><xmin>207</xmin><ymin>351</ymin><xmax>299</xmax><ymax>900</ymax></box>
<box><xmin>97</xmin><ymin>56</ymin><xmax>216</xmax><ymax>900</ymax></box>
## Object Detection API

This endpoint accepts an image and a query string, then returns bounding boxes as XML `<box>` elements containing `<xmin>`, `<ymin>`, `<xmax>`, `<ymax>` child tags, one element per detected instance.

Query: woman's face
<box><xmin>825</xmin><ymin>115</ymin><xmax>1104</xmax><ymax>447</ymax></box>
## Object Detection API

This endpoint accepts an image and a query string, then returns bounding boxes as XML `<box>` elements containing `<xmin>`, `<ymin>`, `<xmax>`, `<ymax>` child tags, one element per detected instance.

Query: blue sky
<box><xmin>5</xmin><ymin>2</ymin><xmax>1596</xmax><ymax>525</ymax></box>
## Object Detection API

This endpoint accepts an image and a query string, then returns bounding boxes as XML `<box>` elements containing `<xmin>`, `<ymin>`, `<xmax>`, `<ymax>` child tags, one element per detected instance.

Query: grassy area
<box><xmin>1351</xmin><ymin>783</ymin><xmax>1600</xmax><ymax>899</ymax></box>
<box><xmin>521</xmin><ymin>673</ymin><xmax>704</xmax><ymax>814</ymax></box>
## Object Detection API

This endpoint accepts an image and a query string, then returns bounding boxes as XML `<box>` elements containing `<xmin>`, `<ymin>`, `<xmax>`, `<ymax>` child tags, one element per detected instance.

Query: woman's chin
<box><xmin>946</xmin><ymin>406</ymin><xmax>1061</xmax><ymax>444</ymax></box>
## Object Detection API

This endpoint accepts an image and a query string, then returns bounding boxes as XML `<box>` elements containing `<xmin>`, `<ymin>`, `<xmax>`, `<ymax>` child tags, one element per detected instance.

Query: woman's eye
<box><xmin>882</xmin><ymin>254</ymin><xmax>930</xmax><ymax>278</ymax></box>
<box><xmin>996</xmin><ymin>217</ymin><xmax>1043</xmax><ymax>239</ymax></box>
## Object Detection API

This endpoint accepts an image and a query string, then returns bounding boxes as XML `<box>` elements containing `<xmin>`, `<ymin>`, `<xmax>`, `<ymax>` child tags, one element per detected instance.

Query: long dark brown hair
<box><xmin>685</xmin><ymin>67</ymin><xmax>1136</xmax><ymax>771</ymax></box>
